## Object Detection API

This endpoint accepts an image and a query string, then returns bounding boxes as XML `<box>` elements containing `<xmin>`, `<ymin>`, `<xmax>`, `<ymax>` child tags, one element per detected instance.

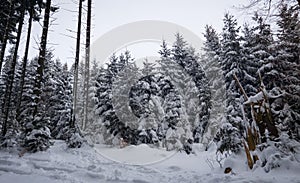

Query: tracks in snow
<box><xmin>0</xmin><ymin>141</ymin><xmax>203</xmax><ymax>183</ymax></box>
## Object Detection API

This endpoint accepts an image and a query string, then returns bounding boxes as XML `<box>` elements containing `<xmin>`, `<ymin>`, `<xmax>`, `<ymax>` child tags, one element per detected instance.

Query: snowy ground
<box><xmin>0</xmin><ymin>140</ymin><xmax>299</xmax><ymax>183</ymax></box>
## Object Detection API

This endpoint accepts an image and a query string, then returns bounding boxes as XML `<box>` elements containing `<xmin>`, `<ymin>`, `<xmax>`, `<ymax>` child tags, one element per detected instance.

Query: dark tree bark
<box><xmin>0</xmin><ymin>1</ymin><xmax>14</xmax><ymax>74</ymax></box>
<box><xmin>83</xmin><ymin>0</ymin><xmax>91</xmax><ymax>130</ymax></box>
<box><xmin>1</xmin><ymin>1</ymin><xmax>25</xmax><ymax>137</ymax></box>
<box><xmin>71</xmin><ymin>0</ymin><xmax>83</xmax><ymax>128</ymax></box>
<box><xmin>33</xmin><ymin>0</ymin><xmax>51</xmax><ymax>117</ymax></box>
<box><xmin>16</xmin><ymin>6</ymin><xmax>34</xmax><ymax>121</ymax></box>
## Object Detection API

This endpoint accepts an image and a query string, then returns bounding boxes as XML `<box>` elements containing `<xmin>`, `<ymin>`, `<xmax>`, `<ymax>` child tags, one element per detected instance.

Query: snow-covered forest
<box><xmin>0</xmin><ymin>0</ymin><xmax>300</xmax><ymax>182</ymax></box>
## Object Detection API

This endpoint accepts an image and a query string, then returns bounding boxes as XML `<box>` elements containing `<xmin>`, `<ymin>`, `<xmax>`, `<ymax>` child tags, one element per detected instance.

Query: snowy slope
<box><xmin>0</xmin><ymin>140</ymin><xmax>299</xmax><ymax>183</ymax></box>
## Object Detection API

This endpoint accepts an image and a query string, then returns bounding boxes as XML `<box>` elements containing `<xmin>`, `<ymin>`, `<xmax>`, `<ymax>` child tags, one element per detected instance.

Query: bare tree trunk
<box><xmin>16</xmin><ymin>7</ymin><xmax>33</xmax><ymax>121</ymax></box>
<box><xmin>0</xmin><ymin>1</ymin><xmax>14</xmax><ymax>74</ymax></box>
<box><xmin>71</xmin><ymin>0</ymin><xmax>83</xmax><ymax>128</ymax></box>
<box><xmin>1</xmin><ymin>1</ymin><xmax>25</xmax><ymax>137</ymax></box>
<box><xmin>83</xmin><ymin>0</ymin><xmax>91</xmax><ymax>130</ymax></box>
<box><xmin>33</xmin><ymin>0</ymin><xmax>51</xmax><ymax>117</ymax></box>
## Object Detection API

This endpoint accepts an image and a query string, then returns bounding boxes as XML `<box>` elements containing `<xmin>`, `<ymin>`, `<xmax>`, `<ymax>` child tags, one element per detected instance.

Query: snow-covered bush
<box><xmin>214</xmin><ymin>122</ymin><xmax>242</xmax><ymax>154</ymax></box>
<box><xmin>66</xmin><ymin>127</ymin><xmax>84</xmax><ymax>148</ymax></box>
<box><xmin>23</xmin><ymin>116</ymin><xmax>52</xmax><ymax>152</ymax></box>
<box><xmin>257</xmin><ymin>133</ymin><xmax>300</xmax><ymax>172</ymax></box>
<box><xmin>0</xmin><ymin>127</ymin><xmax>18</xmax><ymax>148</ymax></box>
<box><xmin>67</xmin><ymin>132</ymin><xmax>84</xmax><ymax>148</ymax></box>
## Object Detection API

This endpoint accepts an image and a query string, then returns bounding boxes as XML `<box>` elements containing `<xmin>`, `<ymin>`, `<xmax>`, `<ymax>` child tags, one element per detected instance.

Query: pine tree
<box><xmin>113</xmin><ymin>61</ymin><xmax>140</xmax><ymax>131</ymax></box>
<box><xmin>269</xmin><ymin>4</ymin><xmax>300</xmax><ymax>140</ymax></box>
<box><xmin>170</xmin><ymin>34</ymin><xmax>211</xmax><ymax>143</ymax></box>
<box><xmin>23</xmin><ymin>0</ymin><xmax>53</xmax><ymax>152</ymax></box>
<box><xmin>215</xmin><ymin>13</ymin><xmax>243</xmax><ymax>154</ymax></box>
<box><xmin>16</xmin><ymin>0</ymin><xmax>44</xmax><ymax>121</ymax></box>
<box><xmin>1</xmin><ymin>0</ymin><xmax>26</xmax><ymax>141</ymax></box>
<box><xmin>93</xmin><ymin>66</ymin><xmax>115</xmax><ymax>144</ymax></box>
<box><xmin>141</xmin><ymin>58</ymin><xmax>156</xmax><ymax>76</ymax></box>
<box><xmin>252</xmin><ymin>13</ymin><xmax>274</xmax><ymax>88</ymax></box>
<box><xmin>157</xmin><ymin>39</ymin><xmax>188</xmax><ymax>126</ymax></box>
<box><xmin>0</xmin><ymin>48</ymin><xmax>15</xmax><ymax>110</ymax></box>
<box><xmin>157</xmin><ymin>40</ymin><xmax>188</xmax><ymax>149</ymax></box>
<box><xmin>184</xmin><ymin>46</ymin><xmax>211</xmax><ymax>143</ymax></box>
<box><xmin>43</xmin><ymin>52</ymin><xmax>57</xmax><ymax>125</ymax></box>
<box><xmin>52</xmin><ymin>63</ymin><xmax>74</xmax><ymax>140</ymax></box>
<box><xmin>129</xmin><ymin>75</ymin><xmax>163</xmax><ymax>145</ymax></box>
<box><xmin>86</xmin><ymin>59</ymin><xmax>100</xmax><ymax>130</ymax></box>
<box><xmin>0</xmin><ymin>48</ymin><xmax>20</xmax><ymax>147</ymax></box>
<box><xmin>240</xmin><ymin>23</ymin><xmax>260</xmax><ymax>97</ymax></box>
<box><xmin>94</xmin><ymin>52</ymin><xmax>134</xmax><ymax>145</ymax></box>
<box><xmin>202</xmin><ymin>25</ymin><xmax>226</xmax><ymax>145</ymax></box>
<box><xmin>156</xmin><ymin>39</ymin><xmax>200</xmax><ymax>151</ymax></box>
<box><xmin>157</xmin><ymin>75</ymin><xmax>184</xmax><ymax>150</ymax></box>
<box><xmin>17</xmin><ymin>57</ymin><xmax>38</xmax><ymax>130</ymax></box>
<box><xmin>244</xmin><ymin>14</ymin><xmax>276</xmax><ymax>143</ymax></box>
<box><xmin>0</xmin><ymin>0</ymin><xmax>18</xmax><ymax>73</ymax></box>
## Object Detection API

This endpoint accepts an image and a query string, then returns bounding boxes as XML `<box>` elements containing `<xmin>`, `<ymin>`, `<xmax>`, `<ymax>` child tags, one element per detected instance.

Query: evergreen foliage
<box><xmin>0</xmin><ymin>2</ymin><xmax>299</xmax><ymax>174</ymax></box>
<box><xmin>214</xmin><ymin>13</ymin><xmax>244</xmax><ymax>154</ymax></box>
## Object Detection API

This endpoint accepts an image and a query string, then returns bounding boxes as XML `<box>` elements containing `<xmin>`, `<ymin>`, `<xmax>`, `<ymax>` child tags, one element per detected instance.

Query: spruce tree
<box><xmin>0</xmin><ymin>0</ymin><xmax>18</xmax><ymax>74</ymax></box>
<box><xmin>83</xmin><ymin>59</ymin><xmax>100</xmax><ymax>136</ymax></box>
<box><xmin>240</xmin><ymin>24</ymin><xmax>260</xmax><ymax>97</ymax></box>
<box><xmin>202</xmin><ymin>25</ymin><xmax>226</xmax><ymax>145</ymax></box>
<box><xmin>215</xmin><ymin>13</ymin><xmax>243</xmax><ymax>154</ymax></box>
<box><xmin>113</xmin><ymin>61</ymin><xmax>140</xmax><ymax>131</ymax></box>
<box><xmin>0</xmin><ymin>48</ymin><xmax>20</xmax><ymax>147</ymax></box>
<box><xmin>94</xmin><ymin>52</ymin><xmax>135</xmax><ymax>145</ymax></box>
<box><xmin>270</xmin><ymin>4</ymin><xmax>300</xmax><ymax>140</ymax></box>
<box><xmin>170</xmin><ymin>34</ymin><xmax>211</xmax><ymax>143</ymax></box>
<box><xmin>22</xmin><ymin>0</ymin><xmax>53</xmax><ymax>152</ymax></box>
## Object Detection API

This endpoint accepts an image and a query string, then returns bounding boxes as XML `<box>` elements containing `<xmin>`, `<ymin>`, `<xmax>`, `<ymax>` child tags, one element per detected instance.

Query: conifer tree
<box><xmin>269</xmin><ymin>4</ymin><xmax>300</xmax><ymax>140</ymax></box>
<box><xmin>215</xmin><ymin>13</ymin><xmax>243</xmax><ymax>154</ymax></box>
<box><xmin>84</xmin><ymin>59</ymin><xmax>100</xmax><ymax>132</ymax></box>
<box><xmin>23</xmin><ymin>0</ymin><xmax>53</xmax><ymax>152</ymax></box>
<box><xmin>113</xmin><ymin>61</ymin><xmax>140</xmax><ymax>131</ymax></box>
<box><xmin>94</xmin><ymin>52</ymin><xmax>134</xmax><ymax>144</ymax></box>
<box><xmin>1</xmin><ymin>0</ymin><xmax>26</xmax><ymax>141</ymax></box>
<box><xmin>0</xmin><ymin>0</ymin><xmax>18</xmax><ymax>74</ymax></box>
<box><xmin>16</xmin><ymin>0</ymin><xmax>44</xmax><ymax>121</ymax></box>
<box><xmin>170</xmin><ymin>34</ymin><xmax>211</xmax><ymax>143</ymax></box>
<box><xmin>52</xmin><ymin>63</ymin><xmax>74</xmax><ymax>140</ymax></box>
<box><xmin>202</xmin><ymin>25</ymin><xmax>226</xmax><ymax>145</ymax></box>
<box><xmin>240</xmin><ymin>24</ymin><xmax>260</xmax><ymax>97</ymax></box>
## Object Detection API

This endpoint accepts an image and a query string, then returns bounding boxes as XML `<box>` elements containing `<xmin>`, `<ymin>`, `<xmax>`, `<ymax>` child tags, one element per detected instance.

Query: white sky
<box><xmin>20</xmin><ymin>0</ymin><xmax>252</xmax><ymax>66</ymax></box>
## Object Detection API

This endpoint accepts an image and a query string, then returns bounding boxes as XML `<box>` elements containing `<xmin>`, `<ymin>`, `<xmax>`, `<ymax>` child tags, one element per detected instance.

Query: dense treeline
<box><xmin>82</xmin><ymin>35</ymin><xmax>210</xmax><ymax>153</ymax></box>
<box><xmin>0</xmin><ymin>0</ymin><xmax>299</xmax><ymax>172</ymax></box>
<box><xmin>0</xmin><ymin>0</ymin><xmax>84</xmax><ymax>152</ymax></box>
<box><xmin>203</xmin><ymin>3</ymin><xmax>300</xmax><ymax>171</ymax></box>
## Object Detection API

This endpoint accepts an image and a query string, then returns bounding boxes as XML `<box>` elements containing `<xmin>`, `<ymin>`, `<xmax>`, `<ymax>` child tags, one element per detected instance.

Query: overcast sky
<box><xmin>21</xmin><ymin>0</ymin><xmax>251</xmax><ymax>66</ymax></box>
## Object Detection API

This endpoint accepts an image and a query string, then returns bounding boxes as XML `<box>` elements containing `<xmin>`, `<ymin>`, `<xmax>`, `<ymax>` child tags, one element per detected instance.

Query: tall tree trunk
<box><xmin>0</xmin><ymin>1</ymin><xmax>14</xmax><ymax>74</ymax></box>
<box><xmin>83</xmin><ymin>0</ymin><xmax>91</xmax><ymax>130</ymax></box>
<box><xmin>33</xmin><ymin>0</ymin><xmax>51</xmax><ymax>117</ymax></box>
<box><xmin>1</xmin><ymin>1</ymin><xmax>25</xmax><ymax>137</ymax></box>
<box><xmin>71</xmin><ymin>0</ymin><xmax>83</xmax><ymax>128</ymax></box>
<box><xmin>16</xmin><ymin>7</ymin><xmax>34</xmax><ymax>121</ymax></box>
